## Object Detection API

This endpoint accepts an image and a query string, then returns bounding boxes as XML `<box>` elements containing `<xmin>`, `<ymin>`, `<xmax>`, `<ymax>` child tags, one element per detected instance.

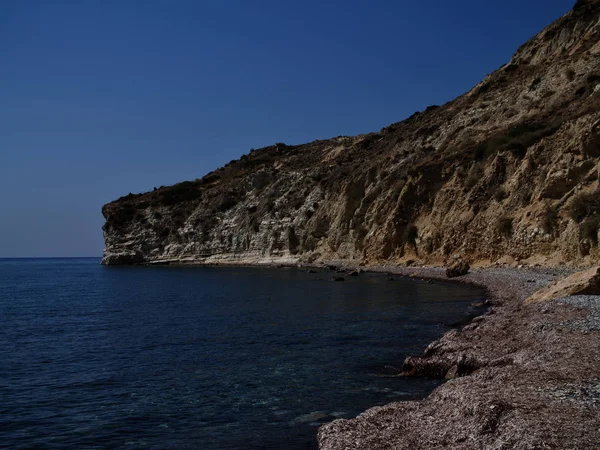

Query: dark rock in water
<box><xmin>446</xmin><ymin>261</ymin><xmax>470</xmax><ymax>278</ymax></box>
<box><xmin>332</xmin><ymin>277</ymin><xmax>345</xmax><ymax>282</ymax></box>
<box><xmin>327</xmin><ymin>265</ymin><xmax>338</xmax><ymax>271</ymax></box>
<box><xmin>347</xmin><ymin>270</ymin><xmax>360</xmax><ymax>277</ymax></box>
<box><xmin>387</xmin><ymin>277</ymin><xmax>396</xmax><ymax>281</ymax></box>
<box><xmin>307</xmin><ymin>269</ymin><xmax>317</xmax><ymax>273</ymax></box>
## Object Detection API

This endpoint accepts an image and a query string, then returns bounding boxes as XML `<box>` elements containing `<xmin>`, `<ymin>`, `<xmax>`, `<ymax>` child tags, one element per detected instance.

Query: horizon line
<box><xmin>0</xmin><ymin>256</ymin><xmax>102</xmax><ymax>259</ymax></box>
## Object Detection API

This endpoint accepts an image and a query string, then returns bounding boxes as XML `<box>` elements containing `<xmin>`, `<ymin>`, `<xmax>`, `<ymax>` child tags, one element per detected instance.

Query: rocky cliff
<box><xmin>102</xmin><ymin>0</ymin><xmax>600</xmax><ymax>267</ymax></box>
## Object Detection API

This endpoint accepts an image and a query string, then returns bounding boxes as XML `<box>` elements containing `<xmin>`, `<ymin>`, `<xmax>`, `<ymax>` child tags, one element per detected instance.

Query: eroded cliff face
<box><xmin>102</xmin><ymin>1</ymin><xmax>600</xmax><ymax>267</ymax></box>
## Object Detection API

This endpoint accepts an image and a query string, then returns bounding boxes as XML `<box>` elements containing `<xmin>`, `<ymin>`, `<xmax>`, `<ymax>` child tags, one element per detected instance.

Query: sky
<box><xmin>0</xmin><ymin>0</ymin><xmax>576</xmax><ymax>257</ymax></box>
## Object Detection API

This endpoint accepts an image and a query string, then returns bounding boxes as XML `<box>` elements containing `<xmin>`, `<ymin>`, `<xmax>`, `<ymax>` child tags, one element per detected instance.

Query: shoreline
<box><xmin>316</xmin><ymin>265</ymin><xmax>600</xmax><ymax>449</ymax></box>
<box><xmin>104</xmin><ymin>258</ymin><xmax>599</xmax><ymax>447</ymax></box>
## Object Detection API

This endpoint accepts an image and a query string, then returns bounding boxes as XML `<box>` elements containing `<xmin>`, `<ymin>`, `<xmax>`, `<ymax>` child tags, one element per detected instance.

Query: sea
<box><xmin>0</xmin><ymin>258</ymin><xmax>485</xmax><ymax>449</ymax></box>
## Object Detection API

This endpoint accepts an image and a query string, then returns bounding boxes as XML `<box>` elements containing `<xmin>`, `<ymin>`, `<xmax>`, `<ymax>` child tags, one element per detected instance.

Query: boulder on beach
<box><xmin>445</xmin><ymin>260</ymin><xmax>470</xmax><ymax>278</ymax></box>
<box><xmin>526</xmin><ymin>266</ymin><xmax>600</xmax><ymax>303</ymax></box>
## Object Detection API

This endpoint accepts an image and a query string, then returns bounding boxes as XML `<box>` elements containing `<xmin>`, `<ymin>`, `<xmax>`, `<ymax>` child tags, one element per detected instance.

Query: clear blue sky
<box><xmin>0</xmin><ymin>0</ymin><xmax>574</xmax><ymax>257</ymax></box>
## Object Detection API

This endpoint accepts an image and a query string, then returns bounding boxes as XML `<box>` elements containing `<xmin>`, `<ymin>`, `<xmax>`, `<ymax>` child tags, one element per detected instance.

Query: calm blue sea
<box><xmin>0</xmin><ymin>258</ymin><xmax>484</xmax><ymax>449</ymax></box>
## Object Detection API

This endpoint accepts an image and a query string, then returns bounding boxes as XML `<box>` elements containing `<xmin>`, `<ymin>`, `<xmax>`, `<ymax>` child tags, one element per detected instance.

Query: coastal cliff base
<box><xmin>318</xmin><ymin>267</ymin><xmax>600</xmax><ymax>449</ymax></box>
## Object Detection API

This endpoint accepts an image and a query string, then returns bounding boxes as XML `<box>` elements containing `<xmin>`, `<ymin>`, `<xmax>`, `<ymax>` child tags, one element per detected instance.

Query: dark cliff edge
<box><xmin>103</xmin><ymin>1</ymin><xmax>600</xmax><ymax>269</ymax></box>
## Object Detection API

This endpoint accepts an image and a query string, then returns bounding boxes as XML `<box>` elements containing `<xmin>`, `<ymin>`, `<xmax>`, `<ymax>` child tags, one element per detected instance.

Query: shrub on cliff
<box><xmin>474</xmin><ymin>120</ymin><xmax>562</xmax><ymax>160</ymax></box>
<box><xmin>541</xmin><ymin>204</ymin><xmax>559</xmax><ymax>235</ymax></box>
<box><xmin>215</xmin><ymin>195</ymin><xmax>240</xmax><ymax>212</ymax></box>
<box><xmin>159</xmin><ymin>181</ymin><xmax>202</xmax><ymax>206</ymax></box>
<box><xmin>403</xmin><ymin>224</ymin><xmax>418</xmax><ymax>245</ymax></box>
<box><xmin>587</xmin><ymin>73</ymin><xmax>600</xmax><ymax>85</ymax></box>
<box><xmin>493</xmin><ymin>186</ymin><xmax>508</xmax><ymax>202</ymax></box>
<box><xmin>495</xmin><ymin>216</ymin><xmax>513</xmax><ymax>238</ymax></box>
<box><xmin>580</xmin><ymin>216</ymin><xmax>600</xmax><ymax>246</ymax></box>
<box><xmin>465</xmin><ymin>163</ymin><xmax>484</xmax><ymax>190</ymax></box>
<box><xmin>116</xmin><ymin>192</ymin><xmax>139</xmax><ymax>202</ymax></box>
<box><xmin>568</xmin><ymin>190</ymin><xmax>600</xmax><ymax>222</ymax></box>
<box><xmin>104</xmin><ymin>202</ymin><xmax>139</xmax><ymax>229</ymax></box>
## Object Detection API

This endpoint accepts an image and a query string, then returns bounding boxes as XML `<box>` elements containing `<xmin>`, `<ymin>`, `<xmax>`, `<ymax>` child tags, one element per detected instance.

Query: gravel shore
<box><xmin>557</xmin><ymin>295</ymin><xmax>600</xmax><ymax>332</ymax></box>
<box><xmin>317</xmin><ymin>265</ymin><xmax>600</xmax><ymax>450</ymax></box>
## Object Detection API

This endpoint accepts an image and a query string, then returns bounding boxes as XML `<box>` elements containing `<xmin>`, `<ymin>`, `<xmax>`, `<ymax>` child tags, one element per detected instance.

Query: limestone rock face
<box><xmin>102</xmin><ymin>2</ymin><xmax>600</xmax><ymax>267</ymax></box>
<box><xmin>526</xmin><ymin>266</ymin><xmax>600</xmax><ymax>302</ymax></box>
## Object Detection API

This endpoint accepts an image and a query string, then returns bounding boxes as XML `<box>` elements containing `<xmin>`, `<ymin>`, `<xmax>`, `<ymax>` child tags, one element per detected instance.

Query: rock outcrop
<box><xmin>102</xmin><ymin>2</ymin><xmax>600</xmax><ymax>267</ymax></box>
<box><xmin>526</xmin><ymin>265</ymin><xmax>600</xmax><ymax>302</ymax></box>
<box><xmin>445</xmin><ymin>260</ymin><xmax>470</xmax><ymax>278</ymax></box>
